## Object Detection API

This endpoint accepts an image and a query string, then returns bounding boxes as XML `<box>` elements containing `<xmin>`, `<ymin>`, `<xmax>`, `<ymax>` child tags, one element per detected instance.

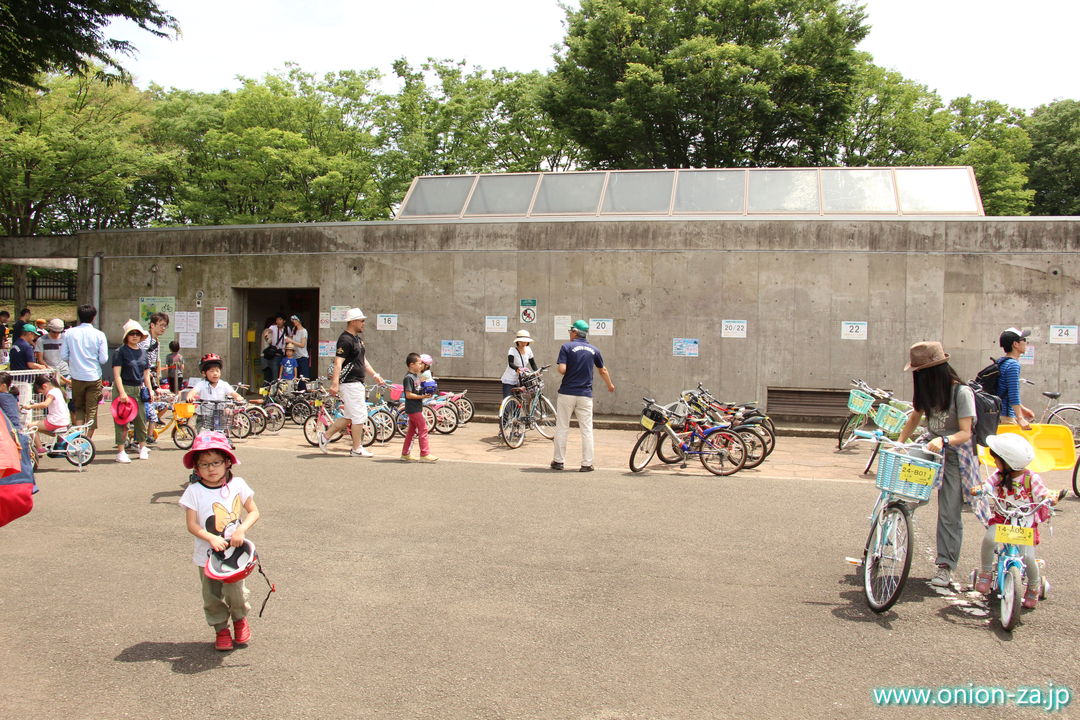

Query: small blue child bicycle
<box><xmin>971</xmin><ymin>489</ymin><xmax>1055</xmax><ymax>631</ymax></box>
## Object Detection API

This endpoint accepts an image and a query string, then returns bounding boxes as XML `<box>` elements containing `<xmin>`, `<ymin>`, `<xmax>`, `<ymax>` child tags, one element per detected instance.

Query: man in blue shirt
<box><xmin>8</xmin><ymin>324</ymin><xmax>45</xmax><ymax>372</ymax></box>
<box><xmin>60</xmin><ymin>304</ymin><xmax>109</xmax><ymax>438</ymax></box>
<box><xmin>997</xmin><ymin>327</ymin><xmax>1035</xmax><ymax>430</ymax></box>
<box><xmin>551</xmin><ymin>319</ymin><xmax>615</xmax><ymax>472</ymax></box>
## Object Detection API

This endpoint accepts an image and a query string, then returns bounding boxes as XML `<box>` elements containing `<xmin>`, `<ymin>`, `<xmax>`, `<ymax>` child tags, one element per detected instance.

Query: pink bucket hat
<box><xmin>182</xmin><ymin>431</ymin><xmax>240</xmax><ymax>469</ymax></box>
<box><xmin>110</xmin><ymin>395</ymin><xmax>139</xmax><ymax>425</ymax></box>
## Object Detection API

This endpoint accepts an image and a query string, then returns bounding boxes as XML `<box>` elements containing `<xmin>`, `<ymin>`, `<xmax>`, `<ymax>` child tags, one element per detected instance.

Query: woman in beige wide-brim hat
<box><xmin>896</xmin><ymin>341</ymin><xmax>976</xmax><ymax>589</ymax></box>
<box><xmin>501</xmin><ymin>329</ymin><xmax>538</xmax><ymax>398</ymax></box>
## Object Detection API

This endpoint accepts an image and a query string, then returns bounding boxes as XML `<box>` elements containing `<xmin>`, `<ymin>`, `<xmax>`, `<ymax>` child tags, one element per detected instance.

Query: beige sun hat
<box><xmin>46</xmin><ymin>318</ymin><xmax>64</xmax><ymax>332</ymax></box>
<box><xmin>514</xmin><ymin>330</ymin><xmax>533</xmax><ymax>343</ymax></box>
<box><xmin>904</xmin><ymin>341</ymin><xmax>950</xmax><ymax>372</ymax></box>
<box><xmin>121</xmin><ymin>319</ymin><xmax>148</xmax><ymax>340</ymax></box>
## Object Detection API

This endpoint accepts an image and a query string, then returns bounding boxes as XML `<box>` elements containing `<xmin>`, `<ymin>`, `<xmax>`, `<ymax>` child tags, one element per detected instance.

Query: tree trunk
<box><xmin>12</xmin><ymin>264</ymin><xmax>28</xmax><ymax>313</ymax></box>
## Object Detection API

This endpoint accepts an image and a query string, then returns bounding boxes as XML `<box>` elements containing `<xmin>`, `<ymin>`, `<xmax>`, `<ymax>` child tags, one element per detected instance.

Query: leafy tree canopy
<box><xmin>1025</xmin><ymin>99</ymin><xmax>1080</xmax><ymax>216</ymax></box>
<box><xmin>0</xmin><ymin>0</ymin><xmax>178</xmax><ymax>95</ymax></box>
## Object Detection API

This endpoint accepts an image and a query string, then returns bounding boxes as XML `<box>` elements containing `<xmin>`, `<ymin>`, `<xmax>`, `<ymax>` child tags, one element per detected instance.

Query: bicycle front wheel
<box><xmin>172</xmin><ymin>422</ymin><xmax>195</xmax><ymax>449</ymax></box>
<box><xmin>264</xmin><ymin>404</ymin><xmax>286</xmax><ymax>433</ymax></box>
<box><xmin>1047</xmin><ymin>406</ymin><xmax>1080</xmax><ymax>448</ymax></box>
<box><xmin>370</xmin><ymin>409</ymin><xmax>395</xmax><ymax>443</ymax></box>
<box><xmin>863</xmin><ymin>441</ymin><xmax>881</xmax><ymax>476</ymax></box>
<box><xmin>735</xmin><ymin>428</ymin><xmax>766</xmax><ymax>470</ymax></box>
<box><xmin>1073</xmin><ymin>456</ymin><xmax>1080</xmax><ymax>498</ymax></box>
<box><xmin>838</xmin><ymin>413</ymin><xmax>866</xmax><ymax>450</ymax></box>
<box><xmin>1000</xmin><ymin>565</ymin><xmax>1023</xmax><ymax>631</ymax></box>
<box><xmin>290</xmin><ymin>400</ymin><xmax>312</xmax><ymax>425</ymax></box>
<box><xmin>499</xmin><ymin>397</ymin><xmax>526</xmax><ymax>449</ymax></box>
<box><xmin>230</xmin><ymin>410</ymin><xmax>251</xmax><ymax>440</ymax></box>
<box><xmin>302</xmin><ymin>415</ymin><xmax>324</xmax><ymax>447</ymax></box>
<box><xmin>629</xmin><ymin>430</ymin><xmax>659</xmax><ymax>472</ymax></box>
<box><xmin>245</xmin><ymin>407</ymin><xmax>267</xmax><ymax>435</ymax></box>
<box><xmin>699</xmin><ymin>429</ymin><xmax>746</xmax><ymax>476</ymax></box>
<box><xmin>534</xmin><ymin>395</ymin><xmax>557</xmax><ymax>439</ymax></box>
<box><xmin>862</xmin><ymin>501</ymin><xmax>912</xmax><ymax>613</ymax></box>
<box><xmin>454</xmin><ymin>396</ymin><xmax>475</xmax><ymax>424</ymax></box>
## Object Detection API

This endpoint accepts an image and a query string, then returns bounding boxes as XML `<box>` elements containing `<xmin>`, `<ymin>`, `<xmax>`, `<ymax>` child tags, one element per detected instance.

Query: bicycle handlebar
<box><xmin>852</xmin><ymin>429</ymin><xmax>943</xmax><ymax>460</ymax></box>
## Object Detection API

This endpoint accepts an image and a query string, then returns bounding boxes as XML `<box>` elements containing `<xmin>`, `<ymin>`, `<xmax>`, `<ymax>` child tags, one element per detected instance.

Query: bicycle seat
<box><xmin>642</xmin><ymin>397</ymin><xmax>656</xmax><ymax>405</ymax></box>
<box><xmin>1042</xmin><ymin>391</ymin><xmax>1062</xmax><ymax>400</ymax></box>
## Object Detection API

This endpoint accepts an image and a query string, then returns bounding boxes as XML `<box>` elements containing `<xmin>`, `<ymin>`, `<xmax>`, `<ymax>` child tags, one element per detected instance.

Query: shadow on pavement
<box><xmin>114</xmin><ymin>641</ymin><xmax>240</xmax><ymax>674</ymax></box>
<box><xmin>150</xmin><ymin>489</ymin><xmax>183</xmax><ymax>505</ymax></box>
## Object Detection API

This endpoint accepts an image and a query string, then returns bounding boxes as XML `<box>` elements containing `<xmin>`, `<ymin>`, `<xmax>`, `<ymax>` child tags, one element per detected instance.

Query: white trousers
<box><xmin>553</xmin><ymin>393</ymin><xmax>594</xmax><ymax>467</ymax></box>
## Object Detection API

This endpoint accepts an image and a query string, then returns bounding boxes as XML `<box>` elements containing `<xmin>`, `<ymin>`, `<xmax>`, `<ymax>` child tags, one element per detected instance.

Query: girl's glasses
<box><xmin>197</xmin><ymin>460</ymin><xmax>226</xmax><ymax>470</ymax></box>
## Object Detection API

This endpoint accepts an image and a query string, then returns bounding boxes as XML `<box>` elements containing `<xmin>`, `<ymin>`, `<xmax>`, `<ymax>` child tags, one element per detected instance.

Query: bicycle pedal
<box><xmin>680</xmin><ymin>463</ymin><xmax>688</xmax><ymax>469</ymax></box>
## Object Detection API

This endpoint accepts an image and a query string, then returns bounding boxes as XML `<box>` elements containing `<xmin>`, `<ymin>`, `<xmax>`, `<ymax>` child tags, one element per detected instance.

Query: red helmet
<box><xmin>183</xmin><ymin>430</ymin><xmax>240</xmax><ymax>469</ymax></box>
<box><xmin>200</xmin><ymin>352</ymin><xmax>222</xmax><ymax>372</ymax></box>
<box><xmin>205</xmin><ymin>538</ymin><xmax>258</xmax><ymax>583</ymax></box>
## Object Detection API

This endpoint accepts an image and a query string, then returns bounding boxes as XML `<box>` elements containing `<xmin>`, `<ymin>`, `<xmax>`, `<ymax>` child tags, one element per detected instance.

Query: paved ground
<box><xmin>3</xmin><ymin>421</ymin><xmax>1080</xmax><ymax>719</ymax></box>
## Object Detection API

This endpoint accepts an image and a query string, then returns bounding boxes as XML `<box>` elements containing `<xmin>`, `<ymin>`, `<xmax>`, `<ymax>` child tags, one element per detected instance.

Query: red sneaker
<box><xmin>215</xmin><ymin>627</ymin><xmax>234</xmax><ymax>651</ymax></box>
<box><xmin>233</xmin><ymin>617</ymin><xmax>251</xmax><ymax>644</ymax></box>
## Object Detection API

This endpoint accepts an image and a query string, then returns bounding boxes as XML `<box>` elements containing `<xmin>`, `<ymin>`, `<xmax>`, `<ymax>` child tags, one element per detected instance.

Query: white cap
<box><xmin>344</xmin><ymin>308</ymin><xmax>366</xmax><ymax>322</ymax></box>
<box><xmin>985</xmin><ymin>434</ymin><xmax>1035</xmax><ymax>471</ymax></box>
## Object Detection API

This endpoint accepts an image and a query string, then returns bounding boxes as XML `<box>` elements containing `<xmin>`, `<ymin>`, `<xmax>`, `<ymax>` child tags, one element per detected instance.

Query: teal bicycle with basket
<box><xmin>847</xmin><ymin>430</ymin><xmax>943</xmax><ymax>612</ymax></box>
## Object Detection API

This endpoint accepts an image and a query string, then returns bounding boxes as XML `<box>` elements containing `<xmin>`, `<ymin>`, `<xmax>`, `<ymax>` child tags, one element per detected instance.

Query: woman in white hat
<box><xmin>111</xmin><ymin>319</ymin><xmax>154</xmax><ymax>463</ymax></box>
<box><xmin>501</xmin><ymin>329</ymin><xmax>538</xmax><ymax>398</ymax></box>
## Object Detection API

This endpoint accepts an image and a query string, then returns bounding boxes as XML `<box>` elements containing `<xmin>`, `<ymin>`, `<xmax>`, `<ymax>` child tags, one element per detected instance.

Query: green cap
<box><xmin>571</xmin><ymin>319</ymin><xmax>589</xmax><ymax>334</ymax></box>
<box><xmin>19</xmin><ymin>323</ymin><xmax>37</xmax><ymax>334</ymax></box>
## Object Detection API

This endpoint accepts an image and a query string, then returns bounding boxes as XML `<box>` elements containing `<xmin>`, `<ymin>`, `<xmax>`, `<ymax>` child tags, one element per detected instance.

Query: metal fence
<box><xmin>0</xmin><ymin>275</ymin><xmax>77</xmax><ymax>301</ymax></box>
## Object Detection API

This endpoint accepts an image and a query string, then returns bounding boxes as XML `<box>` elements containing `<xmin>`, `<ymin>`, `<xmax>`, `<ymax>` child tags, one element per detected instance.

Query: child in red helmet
<box><xmin>179</xmin><ymin>431</ymin><xmax>260</xmax><ymax>651</ymax></box>
<box><xmin>189</xmin><ymin>353</ymin><xmax>244</xmax><ymax>433</ymax></box>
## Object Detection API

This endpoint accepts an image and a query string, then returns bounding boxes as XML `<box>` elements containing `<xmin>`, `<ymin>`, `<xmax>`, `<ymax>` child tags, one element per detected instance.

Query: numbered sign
<box><xmin>898</xmin><ymin>463</ymin><xmax>934</xmax><ymax>486</ymax></box>
<box><xmin>994</xmin><ymin>524</ymin><xmax>1035</xmax><ymax>546</ymax></box>
<box><xmin>590</xmin><ymin>318</ymin><xmax>614</xmax><ymax>336</ymax></box>
<box><xmin>377</xmin><ymin>314</ymin><xmax>398</xmax><ymax>331</ymax></box>
<box><xmin>485</xmin><ymin>316</ymin><xmax>507</xmax><ymax>333</ymax></box>
<box><xmin>841</xmin><ymin>321</ymin><xmax>867</xmax><ymax>340</ymax></box>
<box><xmin>721</xmin><ymin>320</ymin><xmax>747</xmax><ymax>339</ymax></box>
<box><xmin>1049</xmin><ymin>325</ymin><xmax>1078</xmax><ymax>345</ymax></box>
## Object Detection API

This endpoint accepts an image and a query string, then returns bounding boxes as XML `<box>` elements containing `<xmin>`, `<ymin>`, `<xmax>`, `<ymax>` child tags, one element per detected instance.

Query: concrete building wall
<box><xmin>3</xmin><ymin>217</ymin><xmax>1078</xmax><ymax>414</ymax></box>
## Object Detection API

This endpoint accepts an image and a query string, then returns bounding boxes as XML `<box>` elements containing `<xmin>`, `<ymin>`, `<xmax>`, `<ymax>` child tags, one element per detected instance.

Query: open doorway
<box><xmin>243</xmin><ymin>288</ymin><xmax>319</xmax><ymax>387</ymax></box>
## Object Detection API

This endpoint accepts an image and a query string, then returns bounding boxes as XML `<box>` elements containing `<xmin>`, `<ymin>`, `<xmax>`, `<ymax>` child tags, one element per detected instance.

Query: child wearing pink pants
<box><xmin>401</xmin><ymin>353</ymin><xmax>437</xmax><ymax>462</ymax></box>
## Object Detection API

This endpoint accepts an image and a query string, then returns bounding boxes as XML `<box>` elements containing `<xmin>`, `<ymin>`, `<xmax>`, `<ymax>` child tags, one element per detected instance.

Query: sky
<box><xmin>106</xmin><ymin>0</ymin><xmax>1079</xmax><ymax>110</ymax></box>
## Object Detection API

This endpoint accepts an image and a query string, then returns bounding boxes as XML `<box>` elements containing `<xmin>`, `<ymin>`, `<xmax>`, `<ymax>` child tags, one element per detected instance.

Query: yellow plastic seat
<box><xmin>978</xmin><ymin>423</ymin><xmax>1077</xmax><ymax>472</ymax></box>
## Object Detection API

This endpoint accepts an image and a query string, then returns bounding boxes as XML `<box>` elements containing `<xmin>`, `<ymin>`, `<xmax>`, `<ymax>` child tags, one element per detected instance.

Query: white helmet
<box><xmin>984</xmin><ymin>434</ymin><xmax>1035</xmax><ymax>471</ymax></box>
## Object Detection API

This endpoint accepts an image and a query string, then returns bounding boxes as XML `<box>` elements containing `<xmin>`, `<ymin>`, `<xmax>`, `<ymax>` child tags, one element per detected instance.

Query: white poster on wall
<box><xmin>177</xmin><ymin>333</ymin><xmax>198</xmax><ymax>349</ymax></box>
<box><xmin>174</xmin><ymin>311</ymin><xmax>200</xmax><ymax>334</ymax></box>
<box><xmin>213</xmin><ymin>307</ymin><xmax>228</xmax><ymax>329</ymax></box>
<box><xmin>330</xmin><ymin>306</ymin><xmax>349</xmax><ymax>322</ymax></box>
<box><xmin>1020</xmin><ymin>345</ymin><xmax>1035</xmax><ymax>365</ymax></box>
<box><xmin>377</xmin><ymin>314</ymin><xmax>398</xmax><ymax>331</ymax></box>
<box><xmin>319</xmin><ymin>312</ymin><xmax>331</xmax><ymax>329</ymax></box>
<box><xmin>554</xmin><ymin>315</ymin><xmax>571</xmax><ymax>339</ymax></box>
<box><xmin>485</xmin><ymin>316</ymin><xmax>507</xmax><ymax>333</ymax></box>
<box><xmin>673</xmin><ymin>338</ymin><xmax>700</xmax><ymax>357</ymax></box>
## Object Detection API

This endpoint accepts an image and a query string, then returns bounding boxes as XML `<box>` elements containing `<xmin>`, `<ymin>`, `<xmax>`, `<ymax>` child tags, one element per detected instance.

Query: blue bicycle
<box><xmin>849</xmin><ymin>430</ymin><xmax>942</xmax><ymax>612</ymax></box>
<box><xmin>971</xmin><ymin>489</ymin><xmax>1055</xmax><ymax>631</ymax></box>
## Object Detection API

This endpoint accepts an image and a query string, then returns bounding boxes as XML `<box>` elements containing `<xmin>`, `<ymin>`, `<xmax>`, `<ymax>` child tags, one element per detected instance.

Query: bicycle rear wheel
<box><xmin>735</xmin><ymin>428</ymin><xmax>766</xmax><ymax>470</ymax></box>
<box><xmin>499</xmin><ymin>397</ymin><xmax>526</xmax><ymax>449</ymax></box>
<box><xmin>863</xmin><ymin>501</ymin><xmax>912</xmax><ymax>612</ymax></box>
<box><xmin>64</xmin><ymin>437</ymin><xmax>95</xmax><ymax>467</ymax></box>
<box><xmin>264</xmin><ymin>403</ymin><xmax>286</xmax><ymax>432</ymax></box>
<box><xmin>229</xmin><ymin>410</ymin><xmax>251</xmax><ymax>440</ymax></box>
<box><xmin>1073</xmin><ymin>456</ymin><xmax>1080</xmax><ymax>498</ymax></box>
<box><xmin>245</xmin><ymin>407</ymin><xmax>267</xmax><ymax>435</ymax></box>
<box><xmin>302</xmin><ymin>415</ymin><xmax>324</xmax><ymax>447</ymax></box>
<box><xmin>360</xmin><ymin>416</ymin><xmax>376</xmax><ymax>447</ymax></box>
<box><xmin>290</xmin><ymin>400</ymin><xmax>312</xmax><ymax>425</ymax></box>
<box><xmin>534</xmin><ymin>395</ymin><xmax>557</xmax><ymax>439</ymax></box>
<box><xmin>370</xmin><ymin>409</ymin><xmax>395</xmax><ymax>443</ymax></box>
<box><xmin>751</xmin><ymin>421</ymin><xmax>776</xmax><ymax>456</ymax></box>
<box><xmin>1047</xmin><ymin>406</ymin><xmax>1080</xmax><ymax>448</ymax></box>
<box><xmin>454</xmin><ymin>396</ymin><xmax>475</xmax><ymax>424</ymax></box>
<box><xmin>699</xmin><ymin>429</ymin><xmax>746</xmax><ymax>476</ymax></box>
<box><xmin>629</xmin><ymin>430</ymin><xmax>659</xmax><ymax>472</ymax></box>
<box><xmin>433</xmin><ymin>404</ymin><xmax>458</xmax><ymax>434</ymax></box>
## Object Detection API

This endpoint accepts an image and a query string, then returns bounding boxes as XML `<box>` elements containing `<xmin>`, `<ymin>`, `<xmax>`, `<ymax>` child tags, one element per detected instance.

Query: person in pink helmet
<box><xmin>178</xmin><ymin>431</ymin><xmax>261</xmax><ymax>652</ymax></box>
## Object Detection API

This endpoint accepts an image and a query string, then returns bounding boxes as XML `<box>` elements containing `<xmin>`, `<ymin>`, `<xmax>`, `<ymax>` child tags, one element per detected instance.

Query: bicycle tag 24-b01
<box><xmin>994</xmin><ymin>524</ymin><xmax>1035</xmax><ymax>546</ymax></box>
<box><xmin>898</xmin><ymin>463</ymin><xmax>934</xmax><ymax>486</ymax></box>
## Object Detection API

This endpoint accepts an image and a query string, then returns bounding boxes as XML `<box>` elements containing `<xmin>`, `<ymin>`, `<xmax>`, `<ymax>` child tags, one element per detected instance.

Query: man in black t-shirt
<box><xmin>322</xmin><ymin>308</ymin><xmax>385</xmax><ymax>456</ymax></box>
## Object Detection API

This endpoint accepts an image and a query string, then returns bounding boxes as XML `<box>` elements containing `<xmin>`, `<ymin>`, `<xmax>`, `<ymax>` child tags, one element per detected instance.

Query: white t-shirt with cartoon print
<box><xmin>179</xmin><ymin>477</ymin><xmax>254</xmax><ymax>566</ymax></box>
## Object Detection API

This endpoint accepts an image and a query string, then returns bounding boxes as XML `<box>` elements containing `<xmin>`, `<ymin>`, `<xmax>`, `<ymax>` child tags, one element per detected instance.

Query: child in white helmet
<box><xmin>972</xmin><ymin>434</ymin><xmax>1062</xmax><ymax>609</ymax></box>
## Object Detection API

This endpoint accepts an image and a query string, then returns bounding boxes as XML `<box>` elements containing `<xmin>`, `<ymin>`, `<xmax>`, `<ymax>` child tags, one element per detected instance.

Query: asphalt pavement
<box><xmin>3</xmin><ymin>421</ymin><xmax>1079</xmax><ymax>719</ymax></box>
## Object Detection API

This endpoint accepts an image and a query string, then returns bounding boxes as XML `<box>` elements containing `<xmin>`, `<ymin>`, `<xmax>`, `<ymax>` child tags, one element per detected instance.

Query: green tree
<box><xmin>0</xmin><ymin>0</ymin><xmax>178</xmax><ymax>94</ymax></box>
<box><xmin>0</xmin><ymin>70</ymin><xmax>169</xmax><ymax>235</ymax></box>
<box><xmin>1025</xmin><ymin>99</ymin><xmax>1080</xmax><ymax>216</ymax></box>
<box><xmin>542</xmin><ymin>0</ymin><xmax>868</xmax><ymax>169</ymax></box>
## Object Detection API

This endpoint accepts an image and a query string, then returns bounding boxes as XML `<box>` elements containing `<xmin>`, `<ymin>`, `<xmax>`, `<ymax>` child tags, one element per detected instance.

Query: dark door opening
<box><xmin>243</xmin><ymin>288</ymin><xmax>319</xmax><ymax>386</ymax></box>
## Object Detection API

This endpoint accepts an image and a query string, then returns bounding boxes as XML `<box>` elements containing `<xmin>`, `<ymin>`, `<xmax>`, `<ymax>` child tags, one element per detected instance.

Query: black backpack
<box><xmin>960</xmin><ymin>382</ymin><xmax>1001</xmax><ymax>448</ymax></box>
<box><xmin>973</xmin><ymin>357</ymin><xmax>1004</xmax><ymax>396</ymax></box>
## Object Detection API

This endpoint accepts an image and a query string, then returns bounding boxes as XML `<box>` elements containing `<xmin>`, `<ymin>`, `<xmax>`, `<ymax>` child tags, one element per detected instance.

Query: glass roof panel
<box><xmin>531</xmin><ymin>172</ymin><xmax>605</xmax><ymax>214</ymax></box>
<box><xmin>821</xmin><ymin>169</ymin><xmax>897</xmax><ymax>213</ymax></box>
<box><xmin>895</xmin><ymin>168</ymin><xmax>980</xmax><ymax>214</ymax></box>
<box><xmin>747</xmin><ymin>170</ymin><xmax>819</xmax><ymax>213</ymax></box>
<box><xmin>464</xmin><ymin>174</ymin><xmax>539</xmax><ymax>215</ymax></box>
<box><xmin>601</xmin><ymin>171</ymin><xmax>674</xmax><ymax>213</ymax></box>
<box><xmin>400</xmin><ymin>176</ymin><xmax>475</xmax><ymax>216</ymax></box>
<box><xmin>673</xmin><ymin>170</ymin><xmax>745</xmax><ymax>213</ymax></box>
